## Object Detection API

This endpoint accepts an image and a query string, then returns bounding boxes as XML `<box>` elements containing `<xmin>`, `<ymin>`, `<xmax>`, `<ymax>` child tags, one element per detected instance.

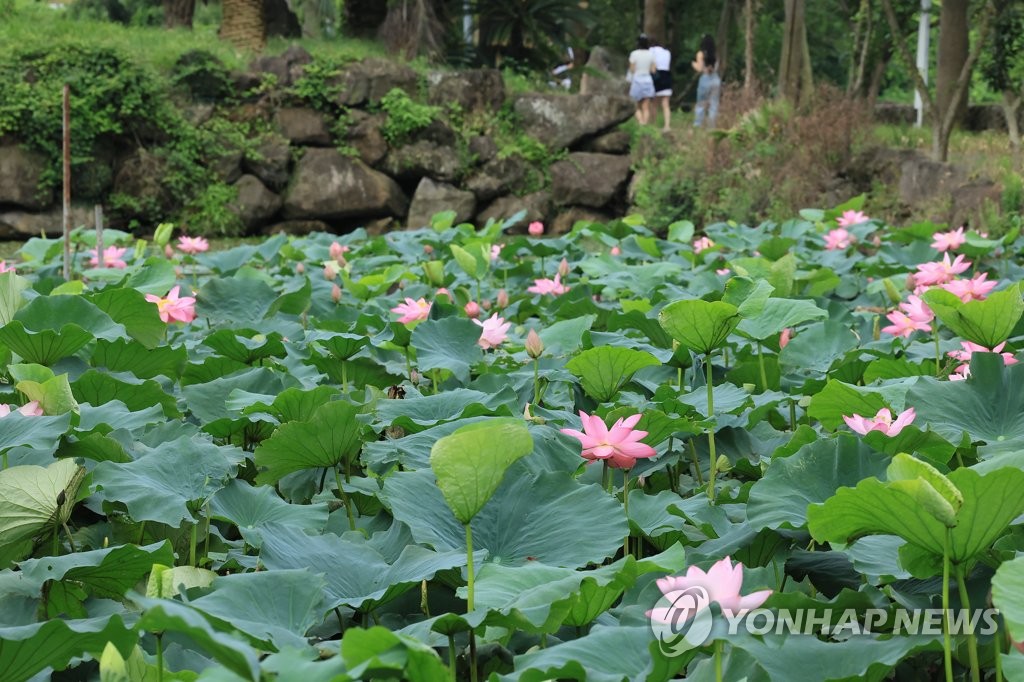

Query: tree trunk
<box><xmin>936</xmin><ymin>0</ymin><xmax>969</xmax><ymax>127</ymax></box>
<box><xmin>163</xmin><ymin>0</ymin><xmax>195</xmax><ymax>28</ymax></box>
<box><xmin>643</xmin><ymin>0</ymin><xmax>666</xmax><ymax>42</ymax></box>
<box><xmin>714</xmin><ymin>0</ymin><xmax>733</xmax><ymax>77</ymax></box>
<box><xmin>1003</xmin><ymin>90</ymin><xmax>1022</xmax><ymax>149</ymax></box>
<box><xmin>220</xmin><ymin>0</ymin><xmax>266</xmax><ymax>51</ymax></box>
<box><xmin>778</xmin><ymin>0</ymin><xmax>809</xmax><ymax>101</ymax></box>
<box><xmin>301</xmin><ymin>0</ymin><xmax>322</xmax><ymax>38</ymax></box>
<box><xmin>866</xmin><ymin>46</ymin><xmax>891</xmax><ymax>109</ymax></box>
<box><xmin>744</xmin><ymin>0</ymin><xmax>756</xmax><ymax>94</ymax></box>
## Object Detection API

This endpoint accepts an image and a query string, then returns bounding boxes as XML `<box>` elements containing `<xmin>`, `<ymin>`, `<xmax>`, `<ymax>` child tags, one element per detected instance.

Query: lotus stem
<box><xmin>405</xmin><ymin>346</ymin><xmax>412</xmax><ymax>381</ymax></box>
<box><xmin>341</xmin><ymin>361</ymin><xmax>348</xmax><ymax>391</ymax></box>
<box><xmin>622</xmin><ymin>469</ymin><xmax>631</xmax><ymax>558</ymax></box>
<box><xmin>789</xmin><ymin>399</ymin><xmax>797</xmax><ymax>431</ymax></box>
<box><xmin>934</xmin><ymin>328</ymin><xmax>942</xmax><ymax>377</ymax></box>
<box><xmin>757</xmin><ymin>342</ymin><xmax>768</xmax><ymax>391</ymax></box>
<box><xmin>533</xmin><ymin>359</ymin><xmax>541</xmax><ymax>406</ymax></box>
<box><xmin>942</xmin><ymin>528</ymin><xmax>954</xmax><ymax>682</ymax></box>
<box><xmin>189</xmin><ymin>520</ymin><xmax>197</xmax><ymax>567</ymax></box>
<box><xmin>2</xmin><ymin>452</ymin><xmax>6</xmax><ymax>469</ymax></box>
<box><xmin>714</xmin><ymin>640</ymin><xmax>724</xmax><ymax>682</ymax></box>
<box><xmin>334</xmin><ymin>607</ymin><xmax>345</xmax><ymax>634</ymax></box>
<box><xmin>448</xmin><ymin>633</ymin><xmax>457</xmax><ymax>682</ymax></box>
<box><xmin>465</xmin><ymin>523</ymin><xmax>475</xmax><ymax>611</ymax></box>
<box><xmin>706</xmin><ymin>352</ymin><xmax>718</xmax><ymax>502</ymax></box>
<box><xmin>156</xmin><ymin>633</ymin><xmax>164</xmax><ymax>682</ymax></box>
<box><xmin>689</xmin><ymin>438</ymin><xmax>704</xmax><ymax>487</ymax></box>
<box><xmin>603</xmin><ymin>460</ymin><xmax>612</xmax><ymax>493</ymax></box>
<box><xmin>956</xmin><ymin>565</ymin><xmax>981</xmax><ymax>682</ymax></box>
<box><xmin>995</xmin><ymin>626</ymin><xmax>1003</xmax><ymax>682</ymax></box>
<box><xmin>335</xmin><ymin>467</ymin><xmax>357</xmax><ymax>531</ymax></box>
<box><xmin>421</xmin><ymin>579</ymin><xmax>430</xmax><ymax>618</ymax></box>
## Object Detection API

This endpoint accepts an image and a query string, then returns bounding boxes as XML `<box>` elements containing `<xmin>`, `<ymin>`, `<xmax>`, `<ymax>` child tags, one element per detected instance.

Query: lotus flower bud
<box><xmin>331</xmin><ymin>284</ymin><xmax>342</xmax><ymax>303</ymax></box>
<box><xmin>410</xmin><ymin>369</ymin><xmax>420</xmax><ymax>383</ymax></box>
<box><xmin>611</xmin><ymin>246</ymin><xmax>621</xmax><ymax>256</ymax></box>
<box><xmin>329</xmin><ymin>241</ymin><xmax>344</xmax><ymax>260</ymax></box>
<box><xmin>528</xmin><ymin>221</ymin><xmax>544</xmax><ymax>236</ymax></box>
<box><xmin>905</xmin><ymin>274</ymin><xmax>916</xmax><ymax>291</ymax></box>
<box><xmin>525</xmin><ymin>329</ymin><xmax>544</xmax><ymax>359</ymax></box>
<box><xmin>423</xmin><ymin>244</ymin><xmax>434</xmax><ymax>255</ymax></box>
<box><xmin>497</xmin><ymin>289</ymin><xmax>509</xmax><ymax>308</ymax></box>
<box><xmin>436</xmin><ymin>287</ymin><xmax>451</xmax><ymax>300</ymax></box>
<box><xmin>779</xmin><ymin>328</ymin><xmax>792</xmax><ymax>349</ymax></box>
<box><xmin>324</xmin><ymin>263</ymin><xmax>338</xmax><ymax>280</ymax></box>
<box><xmin>464</xmin><ymin>301</ymin><xmax>481</xmax><ymax>318</ymax></box>
<box><xmin>296</xmin><ymin>262</ymin><xmax>306</xmax><ymax>274</ymax></box>
<box><xmin>558</xmin><ymin>258</ymin><xmax>570</xmax><ymax>278</ymax></box>
<box><xmin>164</xmin><ymin>245</ymin><xmax>174</xmax><ymax>259</ymax></box>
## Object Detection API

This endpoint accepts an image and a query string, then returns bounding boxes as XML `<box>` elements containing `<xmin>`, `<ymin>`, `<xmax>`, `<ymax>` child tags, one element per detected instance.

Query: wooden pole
<box><xmin>62</xmin><ymin>84</ymin><xmax>71</xmax><ymax>281</ymax></box>
<box><xmin>94</xmin><ymin>205</ymin><xmax>104</xmax><ymax>266</ymax></box>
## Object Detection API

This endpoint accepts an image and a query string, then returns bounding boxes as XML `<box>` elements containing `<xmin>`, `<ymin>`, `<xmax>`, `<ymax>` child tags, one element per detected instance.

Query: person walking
<box><xmin>628</xmin><ymin>34</ymin><xmax>656</xmax><ymax>125</ymax></box>
<box><xmin>692</xmin><ymin>34</ymin><xmax>721</xmax><ymax>128</ymax></box>
<box><xmin>651</xmin><ymin>38</ymin><xmax>673</xmax><ymax>132</ymax></box>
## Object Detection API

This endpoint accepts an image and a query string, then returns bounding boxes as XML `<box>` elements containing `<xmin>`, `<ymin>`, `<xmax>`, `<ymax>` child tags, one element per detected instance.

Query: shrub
<box><xmin>378</xmin><ymin>88</ymin><xmax>440</xmax><ymax>144</ymax></box>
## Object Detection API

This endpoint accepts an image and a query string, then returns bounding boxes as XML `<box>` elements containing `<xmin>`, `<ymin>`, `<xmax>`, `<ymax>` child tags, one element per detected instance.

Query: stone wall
<box><xmin>0</xmin><ymin>47</ymin><xmax>638</xmax><ymax>239</ymax></box>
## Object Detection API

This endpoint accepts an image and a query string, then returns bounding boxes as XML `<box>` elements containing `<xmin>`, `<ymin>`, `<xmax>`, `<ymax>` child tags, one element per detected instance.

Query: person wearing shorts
<box><xmin>651</xmin><ymin>40</ymin><xmax>672</xmax><ymax>132</ymax></box>
<box><xmin>628</xmin><ymin>34</ymin><xmax>656</xmax><ymax>125</ymax></box>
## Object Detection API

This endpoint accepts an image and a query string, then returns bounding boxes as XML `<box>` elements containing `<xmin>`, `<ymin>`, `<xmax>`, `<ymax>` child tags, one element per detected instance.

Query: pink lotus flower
<box><xmin>931</xmin><ymin>227</ymin><xmax>966</xmax><ymax>252</ymax></box>
<box><xmin>329</xmin><ymin>241</ymin><xmax>350</xmax><ymax>262</ymax></box>
<box><xmin>474</xmin><ymin>313</ymin><xmax>510</xmax><ymax>349</ymax></box>
<box><xmin>693</xmin><ymin>236</ymin><xmax>714</xmax><ymax>253</ymax></box>
<box><xmin>177</xmin><ymin>236</ymin><xmax>209</xmax><ymax>255</ymax></box>
<box><xmin>330</xmin><ymin>284</ymin><xmax>342</xmax><ymax>303</ymax></box>
<box><xmin>145</xmin><ymin>286</ymin><xmax>197</xmax><ymax>324</ymax></box>
<box><xmin>836</xmin><ymin>210</ymin><xmax>870</xmax><ymax>228</ymax></box>
<box><xmin>436</xmin><ymin>288</ymin><xmax>452</xmax><ymax>300</ymax></box>
<box><xmin>89</xmin><ymin>246</ymin><xmax>128</xmax><ymax>269</ymax></box>
<box><xmin>560</xmin><ymin>411</ymin><xmax>657</xmax><ymax>469</ymax></box>
<box><xmin>779</xmin><ymin>328</ymin><xmax>792</xmax><ymax>348</ymax></box>
<box><xmin>464</xmin><ymin>301</ymin><xmax>481</xmax><ymax>319</ymax></box>
<box><xmin>824</xmin><ymin>228</ymin><xmax>853</xmax><ymax>250</ymax></box>
<box><xmin>491</xmin><ymin>244</ymin><xmax>503</xmax><ymax>261</ymax></box>
<box><xmin>0</xmin><ymin>260</ymin><xmax>15</xmax><ymax>274</ymax></box>
<box><xmin>901</xmin><ymin>295</ymin><xmax>934</xmax><ymax>324</ymax></box>
<box><xmin>528</xmin><ymin>221</ymin><xmax>544</xmax><ymax>236</ymax></box>
<box><xmin>940</xmin><ymin>273</ymin><xmax>997</xmax><ymax>303</ymax></box>
<box><xmin>948</xmin><ymin>340</ymin><xmax>1017</xmax><ymax>376</ymax></box>
<box><xmin>843</xmin><ymin>407</ymin><xmax>916</xmax><ymax>437</ymax></box>
<box><xmin>527</xmin><ymin>273</ymin><xmax>570</xmax><ymax>296</ymax></box>
<box><xmin>716</xmin><ymin>268</ymin><xmax>731</xmax><ymax>276</ymax></box>
<box><xmin>423</xmin><ymin>244</ymin><xmax>434</xmax><ymax>255</ymax></box>
<box><xmin>882</xmin><ymin>310</ymin><xmax>931</xmax><ymax>337</ymax></box>
<box><xmin>525</xmin><ymin>329</ymin><xmax>544</xmax><ymax>359</ymax></box>
<box><xmin>646</xmin><ymin>556</ymin><xmax>772</xmax><ymax>625</ymax></box>
<box><xmin>496</xmin><ymin>289</ymin><xmax>509</xmax><ymax>308</ymax></box>
<box><xmin>611</xmin><ymin>246</ymin><xmax>621</xmax><ymax>256</ymax></box>
<box><xmin>912</xmin><ymin>253</ymin><xmax>971</xmax><ymax>288</ymax></box>
<box><xmin>391</xmin><ymin>297</ymin><xmax>431</xmax><ymax>325</ymax></box>
<box><xmin>0</xmin><ymin>401</ymin><xmax>44</xmax><ymax>417</ymax></box>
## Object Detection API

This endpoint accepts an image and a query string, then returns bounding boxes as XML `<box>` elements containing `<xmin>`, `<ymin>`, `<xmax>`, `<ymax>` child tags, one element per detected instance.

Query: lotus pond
<box><xmin>3</xmin><ymin>204</ymin><xmax>1024</xmax><ymax>682</ymax></box>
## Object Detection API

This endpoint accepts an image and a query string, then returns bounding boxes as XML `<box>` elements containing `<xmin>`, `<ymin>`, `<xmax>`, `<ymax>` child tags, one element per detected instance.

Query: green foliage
<box><xmin>289</xmin><ymin>54</ymin><xmax>348</xmax><ymax>113</ymax></box>
<box><xmin>378</xmin><ymin>88</ymin><xmax>440</xmax><ymax>144</ymax></box>
<box><xmin>184</xmin><ymin>183</ymin><xmax>243</xmax><ymax>238</ymax></box>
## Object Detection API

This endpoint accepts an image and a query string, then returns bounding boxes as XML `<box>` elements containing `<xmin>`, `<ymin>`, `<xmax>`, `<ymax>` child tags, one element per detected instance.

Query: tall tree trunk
<box><xmin>715</xmin><ymin>0</ymin><xmax>733</xmax><ymax>76</ymax></box>
<box><xmin>866</xmin><ymin>45</ymin><xmax>891</xmax><ymax>109</ymax></box>
<box><xmin>1003</xmin><ymin>90</ymin><xmax>1022</xmax><ymax>149</ymax></box>
<box><xmin>220</xmin><ymin>0</ymin><xmax>266</xmax><ymax>51</ymax></box>
<box><xmin>163</xmin><ymin>0</ymin><xmax>195</xmax><ymax>28</ymax></box>
<box><xmin>936</xmin><ymin>0</ymin><xmax>969</xmax><ymax>127</ymax></box>
<box><xmin>778</xmin><ymin>0</ymin><xmax>809</xmax><ymax>101</ymax></box>
<box><xmin>301</xmin><ymin>0</ymin><xmax>322</xmax><ymax>38</ymax></box>
<box><xmin>744</xmin><ymin>0</ymin><xmax>757</xmax><ymax>94</ymax></box>
<box><xmin>643</xmin><ymin>0</ymin><xmax>666</xmax><ymax>41</ymax></box>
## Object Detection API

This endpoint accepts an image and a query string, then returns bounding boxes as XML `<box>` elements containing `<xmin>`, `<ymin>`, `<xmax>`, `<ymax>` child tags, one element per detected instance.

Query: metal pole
<box><xmin>914</xmin><ymin>0</ymin><xmax>931</xmax><ymax>128</ymax></box>
<box><xmin>94</xmin><ymin>204</ymin><xmax>103</xmax><ymax>267</ymax></box>
<box><xmin>463</xmin><ymin>0</ymin><xmax>472</xmax><ymax>46</ymax></box>
<box><xmin>62</xmin><ymin>84</ymin><xmax>71</xmax><ymax>281</ymax></box>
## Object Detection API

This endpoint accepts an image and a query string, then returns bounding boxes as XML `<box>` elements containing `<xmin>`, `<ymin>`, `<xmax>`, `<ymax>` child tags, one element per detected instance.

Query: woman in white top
<box><xmin>628</xmin><ymin>34</ymin><xmax>656</xmax><ymax>125</ymax></box>
<box><xmin>650</xmin><ymin>40</ymin><xmax>672</xmax><ymax>132</ymax></box>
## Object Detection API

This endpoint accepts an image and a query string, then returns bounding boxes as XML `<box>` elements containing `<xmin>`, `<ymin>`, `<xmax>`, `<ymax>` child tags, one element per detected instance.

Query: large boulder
<box><xmin>243</xmin><ymin>135</ymin><xmax>292</xmax><ymax>192</ymax></box>
<box><xmin>550</xmin><ymin>152</ymin><xmax>632</xmax><ymax>208</ymax></box>
<box><xmin>476</xmin><ymin>190</ymin><xmax>552</xmax><ymax>230</ymax></box>
<box><xmin>468</xmin><ymin>135</ymin><xmax>498</xmax><ymax>165</ymax></box>
<box><xmin>0</xmin><ymin>205</ymin><xmax>94</xmax><ymax>239</ymax></box>
<box><xmin>283</xmin><ymin>148</ymin><xmax>408</xmax><ymax>220</ymax></box>
<box><xmin>249</xmin><ymin>44</ymin><xmax>312</xmax><ymax>88</ymax></box>
<box><xmin>231</xmin><ymin>174</ymin><xmax>283</xmax><ymax>232</ymax></box>
<box><xmin>274</xmin><ymin>107</ymin><xmax>332</xmax><ymax>146</ymax></box>
<box><xmin>551</xmin><ymin>207</ymin><xmax>612</xmax><ymax>235</ymax></box>
<box><xmin>0</xmin><ymin>145</ymin><xmax>51</xmax><ymax>210</ymax></box>
<box><xmin>381</xmin><ymin>141</ymin><xmax>462</xmax><ymax>184</ymax></box>
<box><xmin>949</xmin><ymin>182</ymin><xmax>1002</xmax><ymax>229</ymax></box>
<box><xmin>112</xmin><ymin>150</ymin><xmax>175</xmax><ymax>221</ymax></box>
<box><xmin>263</xmin><ymin>219</ymin><xmax>331</xmax><ymax>236</ymax></box>
<box><xmin>512</xmin><ymin>94</ymin><xmax>635</xmax><ymax>150</ymax></box>
<box><xmin>465</xmin><ymin>156</ymin><xmax>530</xmax><ymax>201</ymax></box>
<box><xmin>580</xmin><ymin>47</ymin><xmax>628</xmax><ymax>97</ymax></box>
<box><xmin>345</xmin><ymin>111</ymin><xmax>388</xmax><ymax>166</ymax></box>
<box><xmin>425</xmin><ymin>69</ymin><xmax>505</xmax><ymax>113</ymax></box>
<box><xmin>898</xmin><ymin>156</ymin><xmax>966</xmax><ymax>206</ymax></box>
<box><xmin>406</xmin><ymin>178</ymin><xmax>476</xmax><ymax>228</ymax></box>
<box><xmin>331</xmin><ymin>58</ymin><xmax>419</xmax><ymax>107</ymax></box>
<box><xmin>581</xmin><ymin>130</ymin><xmax>631</xmax><ymax>155</ymax></box>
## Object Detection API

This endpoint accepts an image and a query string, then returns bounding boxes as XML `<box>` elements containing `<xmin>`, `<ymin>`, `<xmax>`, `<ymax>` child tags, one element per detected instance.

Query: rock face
<box><xmin>283</xmin><ymin>148</ymin><xmax>408</xmax><ymax>220</ymax></box>
<box><xmin>0</xmin><ymin>145</ymin><xmax>51</xmax><ymax>210</ymax></box>
<box><xmin>550</xmin><ymin>152</ymin><xmax>632</xmax><ymax>208</ymax></box>
<box><xmin>582</xmin><ymin>130</ymin><xmax>631</xmax><ymax>155</ymax></box>
<box><xmin>512</xmin><ymin>94</ymin><xmax>635</xmax><ymax>150</ymax></box>
<box><xmin>332</xmin><ymin>58</ymin><xmax>419</xmax><ymax>107</ymax></box>
<box><xmin>274</xmin><ymin>107</ymin><xmax>332</xmax><ymax>146</ymax></box>
<box><xmin>243</xmin><ymin>135</ymin><xmax>292</xmax><ymax>192</ymax></box>
<box><xmin>250</xmin><ymin>45</ymin><xmax>312</xmax><ymax>88</ymax></box>
<box><xmin>477</xmin><ymin>191</ymin><xmax>552</xmax><ymax>229</ymax></box>
<box><xmin>950</xmin><ymin>182</ymin><xmax>1002</xmax><ymax>229</ymax></box>
<box><xmin>898</xmin><ymin>156</ymin><xmax>966</xmax><ymax>206</ymax></box>
<box><xmin>579</xmin><ymin>47</ymin><xmax>627</xmax><ymax>97</ymax></box>
<box><xmin>112</xmin><ymin>150</ymin><xmax>174</xmax><ymax>218</ymax></box>
<box><xmin>0</xmin><ymin>205</ymin><xmax>95</xmax><ymax>238</ymax></box>
<box><xmin>425</xmin><ymin>69</ymin><xmax>505</xmax><ymax>113</ymax></box>
<box><xmin>465</xmin><ymin>156</ymin><xmax>530</xmax><ymax>201</ymax></box>
<box><xmin>552</xmin><ymin>207</ymin><xmax>612</xmax><ymax>235</ymax></box>
<box><xmin>232</xmin><ymin>174</ymin><xmax>283</xmax><ymax>231</ymax></box>
<box><xmin>381</xmin><ymin>141</ymin><xmax>462</xmax><ymax>183</ymax></box>
<box><xmin>346</xmin><ymin>112</ymin><xmax>388</xmax><ymax>166</ymax></box>
<box><xmin>406</xmin><ymin>178</ymin><xmax>476</xmax><ymax>227</ymax></box>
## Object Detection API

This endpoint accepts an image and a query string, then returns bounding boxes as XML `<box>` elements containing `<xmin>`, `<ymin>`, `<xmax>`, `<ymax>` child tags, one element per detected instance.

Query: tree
<box><xmin>743</xmin><ymin>0</ymin><xmax>758</xmax><ymax>94</ymax></box>
<box><xmin>935</xmin><ymin>0</ymin><xmax>970</xmax><ymax>126</ymax></box>
<box><xmin>378</xmin><ymin>0</ymin><xmax>446</xmax><ymax>60</ymax></box>
<box><xmin>163</xmin><ymin>0</ymin><xmax>195</xmax><ymax>28</ymax></box>
<box><xmin>778</xmin><ymin>0</ymin><xmax>813</xmax><ymax>102</ymax></box>
<box><xmin>979</xmin><ymin>0</ymin><xmax>1024</xmax><ymax>149</ymax></box>
<box><xmin>220</xmin><ymin>0</ymin><xmax>266</xmax><ymax>51</ymax></box>
<box><xmin>477</xmin><ymin>0</ymin><xmax>591</xmax><ymax>67</ymax></box>
<box><xmin>644</xmin><ymin>0</ymin><xmax>666</xmax><ymax>41</ymax></box>
<box><xmin>880</xmin><ymin>0</ymin><xmax>997</xmax><ymax>161</ymax></box>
